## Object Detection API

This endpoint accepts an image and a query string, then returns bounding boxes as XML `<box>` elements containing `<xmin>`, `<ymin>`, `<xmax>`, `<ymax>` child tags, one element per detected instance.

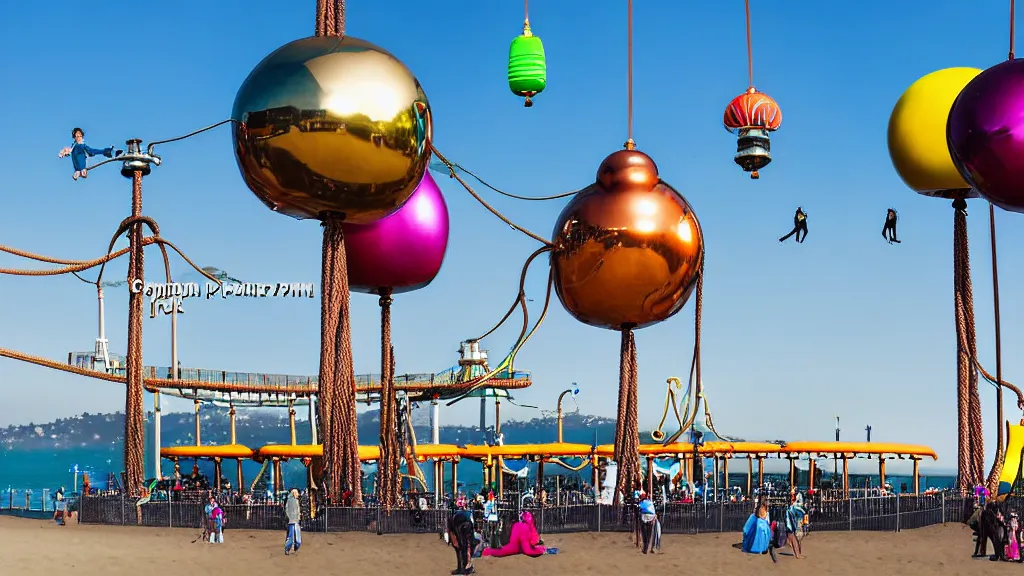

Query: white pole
<box><xmin>153</xmin><ymin>392</ymin><xmax>162</xmax><ymax>479</ymax></box>
<box><xmin>97</xmin><ymin>287</ymin><xmax>110</xmax><ymax>371</ymax></box>
<box><xmin>171</xmin><ymin>305</ymin><xmax>178</xmax><ymax>377</ymax></box>
<box><xmin>432</xmin><ymin>399</ymin><xmax>440</xmax><ymax>444</ymax></box>
<box><xmin>309</xmin><ymin>396</ymin><xmax>318</xmax><ymax>444</ymax></box>
<box><xmin>155</xmin><ymin>304</ymin><xmax>176</xmax><ymax>480</ymax></box>
<box><xmin>431</xmin><ymin>398</ymin><xmax>441</xmax><ymax>501</ymax></box>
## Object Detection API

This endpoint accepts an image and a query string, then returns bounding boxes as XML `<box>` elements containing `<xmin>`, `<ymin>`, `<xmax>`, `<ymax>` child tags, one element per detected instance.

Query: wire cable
<box><xmin>146</xmin><ymin>119</ymin><xmax>237</xmax><ymax>152</ymax></box>
<box><xmin>431</xmin><ymin>144</ymin><xmax>553</xmax><ymax>245</ymax></box>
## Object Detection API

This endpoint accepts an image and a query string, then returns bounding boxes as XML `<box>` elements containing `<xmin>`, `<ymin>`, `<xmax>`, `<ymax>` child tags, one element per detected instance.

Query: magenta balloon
<box><xmin>947</xmin><ymin>59</ymin><xmax>1024</xmax><ymax>213</ymax></box>
<box><xmin>342</xmin><ymin>170</ymin><xmax>449</xmax><ymax>294</ymax></box>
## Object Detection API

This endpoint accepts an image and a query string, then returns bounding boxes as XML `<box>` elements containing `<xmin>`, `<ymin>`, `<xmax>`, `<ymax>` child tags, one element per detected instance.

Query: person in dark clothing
<box><xmin>882</xmin><ymin>208</ymin><xmax>900</xmax><ymax>244</ymax></box>
<box><xmin>779</xmin><ymin>207</ymin><xmax>808</xmax><ymax>243</ymax></box>
<box><xmin>448</xmin><ymin>503</ymin><xmax>477</xmax><ymax>574</ymax></box>
<box><xmin>976</xmin><ymin>501</ymin><xmax>1008</xmax><ymax>560</ymax></box>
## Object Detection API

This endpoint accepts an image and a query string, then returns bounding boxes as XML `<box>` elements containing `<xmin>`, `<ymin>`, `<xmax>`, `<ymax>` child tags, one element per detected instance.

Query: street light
<box><xmin>556</xmin><ymin>383</ymin><xmax>580</xmax><ymax>443</ymax></box>
<box><xmin>834</xmin><ymin>414</ymin><xmax>840</xmax><ymax>484</ymax></box>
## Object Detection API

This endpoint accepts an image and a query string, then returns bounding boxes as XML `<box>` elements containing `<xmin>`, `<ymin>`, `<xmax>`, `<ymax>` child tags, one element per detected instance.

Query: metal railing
<box><xmin>66</xmin><ymin>354</ymin><xmax>533</xmax><ymax>390</ymax></box>
<box><xmin>76</xmin><ymin>493</ymin><xmax>973</xmax><ymax>535</ymax></box>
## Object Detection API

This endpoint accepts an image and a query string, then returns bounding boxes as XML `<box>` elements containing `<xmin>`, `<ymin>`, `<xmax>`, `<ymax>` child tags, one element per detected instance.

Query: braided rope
<box><xmin>0</xmin><ymin>241</ymin><xmax>150</xmax><ymax>275</ymax></box>
<box><xmin>124</xmin><ymin>171</ymin><xmax>146</xmax><ymax>499</ymax></box>
<box><xmin>953</xmin><ymin>201</ymin><xmax>985</xmax><ymax>493</ymax></box>
<box><xmin>613</xmin><ymin>328</ymin><xmax>641</xmax><ymax>507</ymax></box>
<box><xmin>377</xmin><ymin>289</ymin><xmax>402</xmax><ymax>509</ymax></box>
<box><xmin>336</xmin><ymin>239</ymin><xmax>362</xmax><ymax>506</ymax></box>
<box><xmin>318</xmin><ymin>220</ymin><xmax>339</xmax><ymax>500</ymax></box>
<box><xmin>319</xmin><ymin>218</ymin><xmax>362</xmax><ymax>506</ymax></box>
<box><xmin>315</xmin><ymin>0</ymin><xmax>345</xmax><ymax>36</ymax></box>
<box><xmin>0</xmin><ymin>243</ymin><xmax>103</xmax><ymax>265</ymax></box>
<box><xmin>313</xmin><ymin>0</ymin><xmax>360</xmax><ymax>508</ymax></box>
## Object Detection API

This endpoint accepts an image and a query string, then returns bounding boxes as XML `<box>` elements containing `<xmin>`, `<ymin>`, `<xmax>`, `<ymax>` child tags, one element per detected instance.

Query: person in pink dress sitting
<box><xmin>1006</xmin><ymin>512</ymin><xmax>1021</xmax><ymax>561</ymax></box>
<box><xmin>482</xmin><ymin>511</ymin><xmax>553</xmax><ymax>558</ymax></box>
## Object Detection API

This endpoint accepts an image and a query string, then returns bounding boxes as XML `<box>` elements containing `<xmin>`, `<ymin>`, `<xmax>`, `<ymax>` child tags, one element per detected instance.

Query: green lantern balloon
<box><xmin>508</xmin><ymin>21</ymin><xmax>547</xmax><ymax>107</ymax></box>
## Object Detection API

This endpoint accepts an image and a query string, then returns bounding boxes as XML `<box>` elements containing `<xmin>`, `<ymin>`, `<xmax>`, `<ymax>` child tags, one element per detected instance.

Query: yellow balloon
<box><xmin>887</xmin><ymin>67</ymin><xmax>981</xmax><ymax>198</ymax></box>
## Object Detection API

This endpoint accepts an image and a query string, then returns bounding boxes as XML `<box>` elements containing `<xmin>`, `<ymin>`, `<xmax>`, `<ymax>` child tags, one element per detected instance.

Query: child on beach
<box><xmin>57</xmin><ymin>127</ymin><xmax>121</xmax><ymax>180</ymax></box>
<box><xmin>284</xmin><ymin>489</ymin><xmax>302</xmax><ymax>555</ymax></box>
<box><xmin>210</xmin><ymin>504</ymin><xmax>225</xmax><ymax>543</ymax></box>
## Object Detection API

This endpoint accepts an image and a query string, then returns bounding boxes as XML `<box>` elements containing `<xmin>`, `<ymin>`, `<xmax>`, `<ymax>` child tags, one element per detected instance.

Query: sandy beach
<box><xmin>0</xmin><ymin>515</ymin><xmax>1015</xmax><ymax>576</ymax></box>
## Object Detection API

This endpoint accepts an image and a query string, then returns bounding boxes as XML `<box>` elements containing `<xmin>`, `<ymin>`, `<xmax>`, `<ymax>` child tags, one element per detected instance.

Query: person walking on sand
<box><xmin>284</xmin><ymin>489</ymin><xmax>302</xmax><ymax>556</ymax></box>
<box><xmin>785</xmin><ymin>493</ymin><xmax>806</xmax><ymax>559</ymax></box>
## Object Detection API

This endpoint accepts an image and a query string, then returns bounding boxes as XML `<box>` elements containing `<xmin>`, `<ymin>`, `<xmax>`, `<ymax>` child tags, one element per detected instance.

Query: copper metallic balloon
<box><xmin>550</xmin><ymin>150</ymin><xmax>704</xmax><ymax>331</ymax></box>
<box><xmin>232</xmin><ymin>36</ymin><xmax>433</xmax><ymax>223</ymax></box>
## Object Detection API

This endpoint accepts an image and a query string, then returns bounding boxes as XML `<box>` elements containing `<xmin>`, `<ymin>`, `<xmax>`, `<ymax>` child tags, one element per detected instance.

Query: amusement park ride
<box><xmin>8</xmin><ymin>0</ymin><xmax>1024</xmax><ymax>511</ymax></box>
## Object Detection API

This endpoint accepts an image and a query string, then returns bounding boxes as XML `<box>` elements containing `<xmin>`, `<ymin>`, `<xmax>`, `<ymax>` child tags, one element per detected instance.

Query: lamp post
<box><xmin>834</xmin><ymin>414</ymin><xmax>840</xmax><ymax>484</ymax></box>
<box><xmin>556</xmin><ymin>384</ymin><xmax>580</xmax><ymax>443</ymax></box>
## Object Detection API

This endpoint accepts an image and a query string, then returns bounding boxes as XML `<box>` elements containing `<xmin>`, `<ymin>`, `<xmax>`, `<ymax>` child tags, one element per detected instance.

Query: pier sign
<box><xmin>129</xmin><ymin>280</ymin><xmax>315</xmax><ymax>317</ymax></box>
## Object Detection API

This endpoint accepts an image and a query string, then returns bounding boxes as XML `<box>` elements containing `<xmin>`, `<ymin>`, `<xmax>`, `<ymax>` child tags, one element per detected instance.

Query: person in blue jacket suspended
<box><xmin>58</xmin><ymin>127</ymin><xmax>121</xmax><ymax>180</ymax></box>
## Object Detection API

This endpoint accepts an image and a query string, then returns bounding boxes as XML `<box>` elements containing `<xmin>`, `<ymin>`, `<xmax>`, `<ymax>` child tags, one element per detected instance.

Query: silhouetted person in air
<box><xmin>882</xmin><ymin>208</ymin><xmax>900</xmax><ymax>244</ymax></box>
<box><xmin>779</xmin><ymin>207</ymin><xmax>808</xmax><ymax>243</ymax></box>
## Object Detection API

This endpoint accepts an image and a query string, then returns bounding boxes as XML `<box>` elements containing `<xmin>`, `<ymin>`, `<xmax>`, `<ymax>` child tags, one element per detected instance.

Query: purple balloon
<box><xmin>343</xmin><ymin>171</ymin><xmax>449</xmax><ymax>294</ymax></box>
<box><xmin>948</xmin><ymin>59</ymin><xmax>1024</xmax><ymax>213</ymax></box>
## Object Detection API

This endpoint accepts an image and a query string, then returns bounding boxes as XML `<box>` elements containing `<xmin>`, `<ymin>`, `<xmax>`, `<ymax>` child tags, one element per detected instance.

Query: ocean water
<box><xmin>0</xmin><ymin>446</ymin><xmax>956</xmax><ymax>509</ymax></box>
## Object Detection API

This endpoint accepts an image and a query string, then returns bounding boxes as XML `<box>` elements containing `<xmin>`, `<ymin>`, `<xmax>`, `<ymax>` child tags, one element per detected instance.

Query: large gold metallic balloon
<box><xmin>551</xmin><ymin>150</ymin><xmax>704</xmax><ymax>331</ymax></box>
<box><xmin>232</xmin><ymin>36</ymin><xmax>433</xmax><ymax>223</ymax></box>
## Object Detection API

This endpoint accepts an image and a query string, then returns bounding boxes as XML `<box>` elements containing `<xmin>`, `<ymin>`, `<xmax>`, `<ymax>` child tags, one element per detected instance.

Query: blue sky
<box><xmin>1</xmin><ymin>1</ymin><xmax>1021</xmax><ymax>474</ymax></box>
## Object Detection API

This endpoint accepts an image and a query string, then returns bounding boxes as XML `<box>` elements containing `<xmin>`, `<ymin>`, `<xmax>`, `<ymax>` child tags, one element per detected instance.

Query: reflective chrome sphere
<box><xmin>343</xmin><ymin>170</ymin><xmax>449</xmax><ymax>294</ymax></box>
<box><xmin>232</xmin><ymin>36</ymin><xmax>433</xmax><ymax>223</ymax></box>
<box><xmin>550</xmin><ymin>150</ymin><xmax>704</xmax><ymax>331</ymax></box>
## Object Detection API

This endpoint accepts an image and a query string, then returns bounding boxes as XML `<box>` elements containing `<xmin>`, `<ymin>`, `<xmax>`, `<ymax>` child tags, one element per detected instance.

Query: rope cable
<box><xmin>438</xmin><ymin>161</ymin><xmax>579</xmax><ymax>201</ymax></box>
<box><xmin>625</xmin><ymin>0</ymin><xmax>635</xmax><ymax>149</ymax></box>
<box><xmin>431</xmin><ymin>145</ymin><xmax>553</xmax><ymax>245</ymax></box>
<box><xmin>1011</xmin><ymin>0</ymin><xmax>1017</xmax><ymax>60</ymax></box>
<box><xmin>446</xmin><ymin>269</ymin><xmax>555</xmax><ymax>406</ymax></box>
<box><xmin>745</xmin><ymin>0</ymin><xmax>755</xmax><ymax>87</ymax></box>
<box><xmin>145</xmin><ymin>119</ymin><xmax>237</xmax><ymax>151</ymax></box>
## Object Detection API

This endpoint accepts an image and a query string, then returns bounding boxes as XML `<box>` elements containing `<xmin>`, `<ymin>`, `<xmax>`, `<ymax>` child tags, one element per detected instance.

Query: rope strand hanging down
<box><xmin>318</xmin><ymin>216</ymin><xmax>362</xmax><ymax>506</ymax></box>
<box><xmin>312</xmin><ymin>0</ymin><xmax>361</xmax><ymax>507</ymax></box>
<box><xmin>952</xmin><ymin>199</ymin><xmax>985</xmax><ymax>493</ymax></box>
<box><xmin>744</xmin><ymin>0</ymin><xmax>755</xmax><ymax>87</ymax></box>
<box><xmin>316</xmin><ymin>0</ymin><xmax>346</xmax><ymax>37</ymax></box>
<box><xmin>377</xmin><ymin>288</ymin><xmax>402</xmax><ymax>509</ymax></box>
<box><xmin>431</xmin><ymin>160</ymin><xmax>578</xmax><ymax>201</ymax></box>
<box><xmin>123</xmin><ymin>170</ymin><xmax>146</xmax><ymax>499</ymax></box>
<box><xmin>613</xmin><ymin>327</ymin><xmax>641</xmax><ymax>508</ymax></box>
<box><xmin>430</xmin><ymin>145</ymin><xmax>553</xmax><ymax>246</ymax></box>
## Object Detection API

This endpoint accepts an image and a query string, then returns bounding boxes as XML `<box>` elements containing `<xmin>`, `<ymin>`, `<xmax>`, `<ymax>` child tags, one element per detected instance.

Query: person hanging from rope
<box><xmin>882</xmin><ymin>208</ymin><xmax>900</xmax><ymax>244</ymax></box>
<box><xmin>57</xmin><ymin>127</ymin><xmax>122</xmax><ymax>180</ymax></box>
<box><xmin>778</xmin><ymin>207</ymin><xmax>808</xmax><ymax>244</ymax></box>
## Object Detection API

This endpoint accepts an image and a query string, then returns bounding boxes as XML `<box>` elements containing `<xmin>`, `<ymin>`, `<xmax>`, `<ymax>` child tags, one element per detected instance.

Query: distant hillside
<box><xmin>0</xmin><ymin>407</ymin><xmax>730</xmax><ymax>451</ymax></box>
